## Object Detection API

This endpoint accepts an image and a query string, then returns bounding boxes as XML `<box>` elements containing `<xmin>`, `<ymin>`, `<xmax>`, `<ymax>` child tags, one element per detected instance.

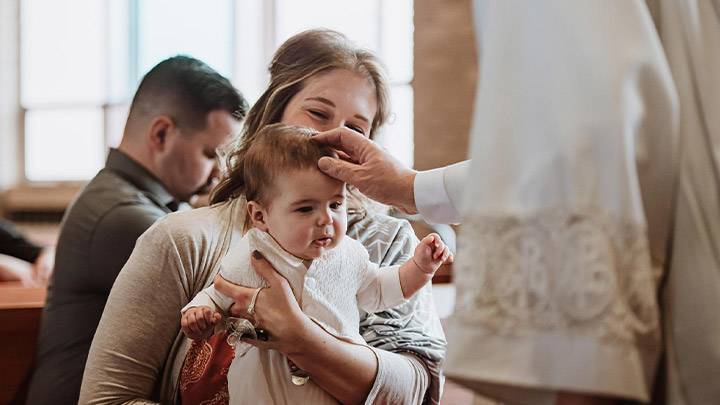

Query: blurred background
<box><xmin>0</xmin><ymin>0</ymin><xmax>476</xmax><ymax>213</ymax></box>
<box><xmin>15</xmin><ymin>0</ymin><xmax>415</xmax><ymax>183</ymax></box>
<box><xmin>0</xmin><ymin>0</ymin><xmax>480</xmax><ymax>402</ymax></box>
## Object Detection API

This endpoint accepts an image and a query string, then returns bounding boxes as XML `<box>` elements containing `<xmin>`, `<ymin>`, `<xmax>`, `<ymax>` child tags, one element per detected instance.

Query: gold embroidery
<box><xmin>180</xmin><ymin>339</ymin><xmax>213</xmax><ymax>392</ymax></box>
<box><xmin>198</xmin><ymin>382</ymin><xmax>230</xmax><ymax>405</ymax></box>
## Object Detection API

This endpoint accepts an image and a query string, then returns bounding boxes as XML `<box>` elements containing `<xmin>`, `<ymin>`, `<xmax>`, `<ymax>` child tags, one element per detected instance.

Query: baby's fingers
<box><xmin>446</xmin><ymin>249</ymin><xmax>455</xmax><ymax>263</ymax></box>
<box><xmin>433</xmin><ymin>234</ymin><xmax>441</xmax><ymax>249</ymax></box>
<box><xmin>441</xmin><ymin>246</ymin><xmax>453</xmax><ymax>264</ymax></box>
<box><xmin>421</xmin><ymin>233</ymin><xmax>436</xmax><ymax>246</ymax></box>
<box><xmin>182</xmin><ymin>312</ymin><xmax>202</xmax><ymax>337</ymax></box>
<box><xmin>432</xmin><ymin>239</ymin><xmax>446</xmax><ymax>260</ymax></box>
<box><xmin>193</xmin><ymin>310</ymin><xmax>209</xmax><ymax>330</ymax></box>
<box><xmin>186</xmin><ymin>312</ymin><xmax>201</xmax><ymax>335</ymax></box>
<box><xmin>181</xmin><ymin>313</ymin><xmax>191</xmax><ymax>333</ymax></box>
<box><xmin>202</xmin><ymin>307</ymin><xmax>220</xmax><ymax>325</ymax></box>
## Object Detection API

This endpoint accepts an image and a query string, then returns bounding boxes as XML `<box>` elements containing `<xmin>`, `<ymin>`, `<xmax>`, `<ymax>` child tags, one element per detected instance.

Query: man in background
<box><xmin>27</xmin><ymin>55</ymin><xmax>247</xmax><ymax>405</ymax></box>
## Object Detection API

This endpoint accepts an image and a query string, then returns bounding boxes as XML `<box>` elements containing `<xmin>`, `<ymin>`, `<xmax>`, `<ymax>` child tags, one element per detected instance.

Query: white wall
<box><xmin>0</xmin><ymin>0</ymin><xmax>20</xmax><ymax>190</ymax></box>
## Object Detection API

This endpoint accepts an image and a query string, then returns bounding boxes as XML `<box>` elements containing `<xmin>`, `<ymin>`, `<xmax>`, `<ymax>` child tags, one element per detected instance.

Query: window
<box><xmin>18</xmin><ymin>0</ymin><xmax>413</xmax><ymax>183</ymax></box>
<box><xmin>20</xmin><ymin>0</ymin><xmax>107</xmax><ymax>181</ymax></box>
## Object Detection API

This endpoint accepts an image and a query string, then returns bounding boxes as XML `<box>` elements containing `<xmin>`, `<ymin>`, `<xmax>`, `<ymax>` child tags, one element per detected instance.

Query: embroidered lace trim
<box><xmin>453</xmin><ymin>208</ymin><xmax>659</xmax><ymax>345</ymax></box>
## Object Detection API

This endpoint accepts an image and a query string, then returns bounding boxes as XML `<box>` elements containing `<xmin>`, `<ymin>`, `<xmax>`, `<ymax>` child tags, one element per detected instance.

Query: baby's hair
<box><xmin>212</xmin><ymin>123</ymin><xmax>338</xmax><ymax>206</ymax></box>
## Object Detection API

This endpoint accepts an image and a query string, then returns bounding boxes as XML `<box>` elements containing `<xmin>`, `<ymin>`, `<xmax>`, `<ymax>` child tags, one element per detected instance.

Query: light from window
<box><xmin>19</xmin><ymin>0</ymin><xmax>414</xmax><ymax>182</ymax></box>
<box><xmin>137</xmin><ymin>0</ymin><xmax>234</xmax><ymax>81</ymax></box>
<box><xmin>377</xmin><ymin>85</ymin><xmax>414</xmax><ymax>166</ymax></box>
<box><xmin>24</xmin><ymin>108</ymin><xmax>104</xmax><ymax>182</ymax></box>
<box><xmin>107</xmin><ymin>0</ymin><xmax>130</xmax><ymax>103</ymax></box>
<box><xmin>20</xmin><ymin>0</ymin><xmax>105</xmax><ymax>106</ymax></box>
<box><xmin>106</xmin><ymin>104</ymin><xmax>130</xmax><ymax>149</ymax></box>
<box><xmin>275</xmin><ymin>0</ymin><xmax>380</xmax><ymax>52</ymax></box>
<box><xmin>21</xmin><ymin>0</ymin><xmax>106</xmax><ymax>182</ymax></box>
<box><xmin>381</xmin><ymin>0</ymin><xmax>413</xmax><ymax>84</ymax></box>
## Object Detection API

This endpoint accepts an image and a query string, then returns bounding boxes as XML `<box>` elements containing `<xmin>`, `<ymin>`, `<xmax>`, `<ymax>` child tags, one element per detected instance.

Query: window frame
<box><xmin>12</xmin><ymin>0</ymin><xmax>414</xmax><ymax>186</ymax></box>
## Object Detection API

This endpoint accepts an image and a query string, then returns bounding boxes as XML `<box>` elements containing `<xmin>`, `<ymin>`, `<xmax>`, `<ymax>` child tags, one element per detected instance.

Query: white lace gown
<box><xmin>183</xmin><ymin>228</ymin><xmax>407</xmax><ymax>404</ymax></box>
<box><xmin>414</xmin><ymin>0</ymin><xmax>720</xmax><ymax>403</ymax></box>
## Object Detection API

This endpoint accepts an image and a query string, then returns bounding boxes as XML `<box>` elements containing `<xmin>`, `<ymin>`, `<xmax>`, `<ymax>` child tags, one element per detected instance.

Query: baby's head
<box><xmin>238</xmin><ymin>123</ymin><xmax>347</xmax><ymax>260</ymax></box>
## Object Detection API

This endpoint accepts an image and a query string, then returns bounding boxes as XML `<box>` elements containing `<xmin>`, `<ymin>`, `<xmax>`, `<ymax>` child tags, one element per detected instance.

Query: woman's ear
<box><xmin>247</xmin><ymin>201</ymin><xmax>270</xmax><ymax>232</ymax></box>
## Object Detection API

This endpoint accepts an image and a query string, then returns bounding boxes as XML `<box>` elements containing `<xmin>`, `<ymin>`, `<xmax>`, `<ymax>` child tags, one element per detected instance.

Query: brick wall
<box><xmin>413</xmin><ymin>0</ymin><xmax>477</xmax><ymax>170</ymax></box>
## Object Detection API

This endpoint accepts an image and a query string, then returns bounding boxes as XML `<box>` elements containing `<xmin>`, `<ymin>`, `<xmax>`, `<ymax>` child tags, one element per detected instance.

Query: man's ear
<box><xmin>147</xmin><ymin>116</ymin><xmax>174</xmax><ymax>151</ymax></box>
<box><xmin>247</xmin><ymin>201</ymin><xmax>269</xmax><ymax>231</ymax></box>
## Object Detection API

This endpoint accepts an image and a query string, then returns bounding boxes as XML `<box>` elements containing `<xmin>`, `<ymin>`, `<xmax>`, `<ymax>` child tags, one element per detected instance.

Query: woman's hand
<box><xmin>213</xmin><ymin>251</ymin><xmax>311</xmax><ymax>355</ymax></box>
<box><xmin>215</xmin><ymin>251</ymin><xmax>379</xmax><ymax>403</ymax></box>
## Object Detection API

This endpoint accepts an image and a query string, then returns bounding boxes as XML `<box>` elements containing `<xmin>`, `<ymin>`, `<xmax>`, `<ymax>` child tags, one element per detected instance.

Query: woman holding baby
<box><xmin>80</xmin><ymin>29</ymin><xmax>446</xmax><ymax>404</ymax></box>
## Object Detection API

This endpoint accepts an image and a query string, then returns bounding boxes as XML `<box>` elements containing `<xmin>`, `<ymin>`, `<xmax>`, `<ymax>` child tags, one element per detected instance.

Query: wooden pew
<box><xmin>0</xmin><ymin>282</ymin><xmax>46</xmax><ymax>404</ymax></box>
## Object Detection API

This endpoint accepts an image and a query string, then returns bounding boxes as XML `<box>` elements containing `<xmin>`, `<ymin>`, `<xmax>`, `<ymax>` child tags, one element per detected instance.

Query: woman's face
<box><xmin>281</xmin><ymin>69</ymin><xmax>378</xmax><ymax>137</ymax></box>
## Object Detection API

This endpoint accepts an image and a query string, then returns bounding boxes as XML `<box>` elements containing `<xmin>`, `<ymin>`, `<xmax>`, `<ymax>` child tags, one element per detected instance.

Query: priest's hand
<box><xmin>313</xmin><ymin>127</ymin><xmax>418</xmax><ymax>214</ymax></box>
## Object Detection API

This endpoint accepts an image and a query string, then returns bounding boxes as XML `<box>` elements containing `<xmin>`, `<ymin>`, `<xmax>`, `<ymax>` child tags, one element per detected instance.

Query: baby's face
<box><xmin>263</xmin><ymin>168</ymin><xmax>347</xmax><ymax>260</ymax></box>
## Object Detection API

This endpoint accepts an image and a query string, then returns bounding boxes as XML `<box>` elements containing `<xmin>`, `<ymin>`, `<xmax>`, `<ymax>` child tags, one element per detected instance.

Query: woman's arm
<box><xmin>287</xmin><ymin>332</ymin><xmax>431</xmax><ymax>405</ymax></box>
<box><xmin>216</xmin><ymin>256</ymin><xmax>379</xmax><ymax>404</ymax></box>
<box><xmin>286</xmin><ymin>337</ymin><xmax>431</xmax><ymax>405</ymax></box>
<box><xmin>80</xmin><ymin>218</ymin><xmax>217</xmax><ymax>404</ymax></box>
<box><xmin>286</xmin><ymin>322</ymin><xmax>379</xmax><ymax>404</ymax></box>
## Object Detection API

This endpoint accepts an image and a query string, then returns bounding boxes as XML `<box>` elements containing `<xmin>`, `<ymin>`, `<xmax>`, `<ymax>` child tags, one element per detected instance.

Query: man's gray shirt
<box><xmin>27</xmin><ymin>149</ymin><xmax>182</xmax><ymax>405</ymax></box>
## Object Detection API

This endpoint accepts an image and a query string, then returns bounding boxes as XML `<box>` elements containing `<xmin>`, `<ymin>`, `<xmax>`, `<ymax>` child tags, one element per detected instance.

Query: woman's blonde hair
<box><xmin>212</xmin><ymin>29</ymin><xmax>391</xmax><ymax>206</ymax></box>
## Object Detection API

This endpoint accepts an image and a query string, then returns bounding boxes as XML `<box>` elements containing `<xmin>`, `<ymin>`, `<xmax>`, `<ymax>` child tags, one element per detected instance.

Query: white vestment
<box><xmin>413</xmin><ymin>0</ymin><xmax>719</xmax><ymax>403</ymax></box>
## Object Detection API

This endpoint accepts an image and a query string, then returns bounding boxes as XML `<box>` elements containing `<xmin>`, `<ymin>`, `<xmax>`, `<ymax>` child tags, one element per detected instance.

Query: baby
<box><xmin>181</xmin><ymin>123</ymin><xmax>452</xmax><ymax>404</ymax></box>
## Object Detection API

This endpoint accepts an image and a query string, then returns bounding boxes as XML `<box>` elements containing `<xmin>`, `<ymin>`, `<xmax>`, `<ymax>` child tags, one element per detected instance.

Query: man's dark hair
<box><xmin>128</xmin><ymin>55</ymin><xmax>248</xmax><ymax>131</ymax></box>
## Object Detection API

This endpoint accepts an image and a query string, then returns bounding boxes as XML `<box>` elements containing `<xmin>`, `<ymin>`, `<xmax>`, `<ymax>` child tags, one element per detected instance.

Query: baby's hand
<box><xmin>413</xmin><ymin>233</ymin><xmax>454</xmax><ymax>274</ymax></box>
<box><xmin>181</xmin><ymin>306</ymin><xmax>222</xmax><ymax>341</ymax></box>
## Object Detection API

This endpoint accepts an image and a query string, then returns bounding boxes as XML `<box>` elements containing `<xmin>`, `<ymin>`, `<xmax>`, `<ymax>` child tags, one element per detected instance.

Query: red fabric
<box><xmin>180</xmin><ymin>331</ymin><xmax>235</xmax><ymax>405</ymax></box>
